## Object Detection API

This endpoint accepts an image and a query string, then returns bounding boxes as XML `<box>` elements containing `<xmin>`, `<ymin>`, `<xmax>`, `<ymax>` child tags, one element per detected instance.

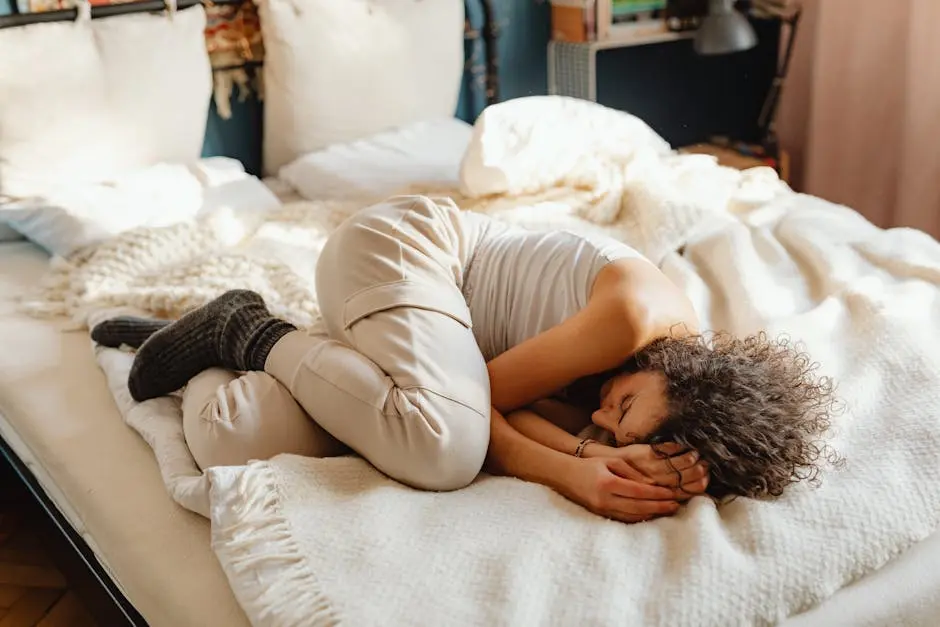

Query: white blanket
<box><xmin>24</xmin><ymin>99</ymin><xmax>940</xmax><ymax>626</ymax></box>
<box><xmin>202</xmin><ymin>193</ymin><xmax>940</xmax><ymax>627</ymax></box>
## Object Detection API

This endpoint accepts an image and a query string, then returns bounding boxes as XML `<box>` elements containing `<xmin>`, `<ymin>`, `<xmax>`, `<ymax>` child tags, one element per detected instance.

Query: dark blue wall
<box><xmin>495</xmin><ymin>0</ymin><xmax>552</xmax><ymax>101</ymax></box>
<box><xmin>201</xmin><ymin>86</ymin><xmax>265</xmax><ymax>176</ymax></box>
<box><xmin>594</xmin><ymin>19</ymin><xmax>779</xmax><ymax>148</ymax></box>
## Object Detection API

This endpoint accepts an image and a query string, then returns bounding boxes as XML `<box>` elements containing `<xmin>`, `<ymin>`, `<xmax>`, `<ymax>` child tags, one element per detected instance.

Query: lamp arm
<box><xmin>757</xmin><ymin>5</ymin><xmax>802</xmax><ymax>148</ymax></box>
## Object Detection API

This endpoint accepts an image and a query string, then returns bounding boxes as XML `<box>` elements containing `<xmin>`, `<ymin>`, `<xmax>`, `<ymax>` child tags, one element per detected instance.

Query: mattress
<box><xmin>1</xmin><ymin>237</ymin><xmax>940</xmax><ymax>626</ymax></box>
<box><xmin>0</xmin><ymin>241</ymin><xmax>250</xmax><ymax>627</ymax></box>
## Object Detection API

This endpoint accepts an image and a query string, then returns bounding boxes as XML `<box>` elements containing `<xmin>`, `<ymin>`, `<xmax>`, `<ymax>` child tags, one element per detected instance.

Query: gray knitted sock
<box><xmin>91</xmin><ymin>316</ymin><xmax>172</xmax><ymax>349</ymax></box>
<box><xmin>127</xmin><ymin>289</ymin><xmax>296</xmax><ymax>402</ymax></box>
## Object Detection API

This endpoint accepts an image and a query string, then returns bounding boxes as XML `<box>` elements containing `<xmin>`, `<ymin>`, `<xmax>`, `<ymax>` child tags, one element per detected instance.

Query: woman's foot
<box><xmin>126</xmin><ymin>290</ymin><xmax>297</xmax><ymax>402</ymax></box>
<box><xmin>91</xmin><ymin>316</ymin><xmax>172</xmax><ymax>349</ymax></box>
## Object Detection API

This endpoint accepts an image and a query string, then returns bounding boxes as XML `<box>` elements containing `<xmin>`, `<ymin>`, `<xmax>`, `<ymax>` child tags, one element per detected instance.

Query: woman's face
<box><xmin>592</xmin><ymin>370</ymin><xmax>669</xmax><ymax>446</ymax></box>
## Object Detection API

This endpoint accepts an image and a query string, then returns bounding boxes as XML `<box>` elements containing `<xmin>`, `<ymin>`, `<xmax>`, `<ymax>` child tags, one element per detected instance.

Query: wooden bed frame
<box><xmin>0</xmin><ymin>437</ymin><xmax>147</xmax><ymax>626</ymax></box>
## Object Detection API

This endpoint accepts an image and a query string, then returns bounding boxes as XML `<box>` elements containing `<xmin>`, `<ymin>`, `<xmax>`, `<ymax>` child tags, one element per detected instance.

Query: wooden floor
<box><xmin>0</xmin><ymin>504</ymin><xmax>97</xmax><ymax>627</ymax></box>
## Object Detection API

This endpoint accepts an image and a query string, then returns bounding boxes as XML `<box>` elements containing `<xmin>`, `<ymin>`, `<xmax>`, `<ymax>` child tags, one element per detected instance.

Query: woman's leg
<box><xmin>91</xmin><ymin>315</ymin><xmax>349</xmax><ymax>469</ymax></box>
<box><xmin>115</xmin><ymin>290</ymin><xmax>297</xmax><ymax>402</ymax></box>
<box><xmin>181</xmin><ymin>368</ymin><xmax>348</xmax><ymax>470</ymax></box>
<box><xmin>263</xmin><ymin>196</ymin><xmax>491</xmax><ymax>491</ymax></box>
<box><xmin>109</xmin><ymin>196</ymin><xmax>491</xmax><ymax>491</ymax></box>
<box><xmin>264</xmin><ymin>307</ymin><xmax>490</xmax><ymax>492</ymax></box>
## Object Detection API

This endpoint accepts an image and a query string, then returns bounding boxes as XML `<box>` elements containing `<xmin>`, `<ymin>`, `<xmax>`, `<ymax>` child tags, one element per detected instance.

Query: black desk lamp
<box><xmin>693</xmin><ymin>0</ymin><xmax>802</xmax><ymax>161</ymax></box>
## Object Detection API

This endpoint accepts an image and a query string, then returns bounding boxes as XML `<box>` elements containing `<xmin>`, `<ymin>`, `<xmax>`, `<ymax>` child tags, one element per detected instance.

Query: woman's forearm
<box><xmin>506</xmin><ymin>409</ymin><xmax>611</xmax><ymax>458</ymax></box>
<box><xmin>484</xmin><ymin>407</ymin><xmax>580</xmax><ymax>492</ymax></box>
<box><xmin>506</xmin><ymin>409</ymin><xmax>585</xmax><ymax>456</ymax></box>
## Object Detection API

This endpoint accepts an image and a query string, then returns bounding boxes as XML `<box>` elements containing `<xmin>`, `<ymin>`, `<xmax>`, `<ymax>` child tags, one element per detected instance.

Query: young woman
<box><xmin>92</xmin><ymin>195</ymin><xmax>836</xmax><ymax>523</ymax></box>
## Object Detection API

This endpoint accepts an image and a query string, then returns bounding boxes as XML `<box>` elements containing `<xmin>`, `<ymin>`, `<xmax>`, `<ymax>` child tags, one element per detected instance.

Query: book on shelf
<box><xmin>611</xmin><ymin>0</ymin><xmax>667</xmax><ymax>20</ymax></box>
<box><xmin>550</xmin><ymin>0</ymin><xmax>702</xmax><ymax>44</ymax></box>
<box><xmin>549</xmin><ymin>0</ymin><xmax>597</xmax><ymax>43</ymax></box>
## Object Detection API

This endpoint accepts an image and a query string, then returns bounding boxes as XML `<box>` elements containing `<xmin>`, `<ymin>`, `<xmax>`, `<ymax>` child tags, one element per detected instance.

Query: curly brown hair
<box><xmin>631</xmin><ymin>332</ymin><xmax>842</xmax><ymax>500</ymax></box>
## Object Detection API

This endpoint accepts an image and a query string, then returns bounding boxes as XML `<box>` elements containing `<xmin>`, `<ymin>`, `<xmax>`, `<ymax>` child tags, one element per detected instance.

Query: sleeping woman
<box><xmin>91</xmin><ymin>195</ymin><xmax>837</xmax><ymax>523</ymax></box>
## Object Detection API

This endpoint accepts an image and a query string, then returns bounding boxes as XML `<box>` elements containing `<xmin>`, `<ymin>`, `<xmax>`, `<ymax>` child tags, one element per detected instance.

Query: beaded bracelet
<box><xmin>574</xmin><ymin>438</ymin><xmax>595</xmax><ymax>458</ymax></box>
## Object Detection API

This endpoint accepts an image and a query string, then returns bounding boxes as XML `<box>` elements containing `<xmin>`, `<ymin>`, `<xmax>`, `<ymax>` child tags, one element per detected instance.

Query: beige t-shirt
<box><xmin>460</xmin><ymin>212</ymin><xmax>649</xmax><ymax>362</ymax></box>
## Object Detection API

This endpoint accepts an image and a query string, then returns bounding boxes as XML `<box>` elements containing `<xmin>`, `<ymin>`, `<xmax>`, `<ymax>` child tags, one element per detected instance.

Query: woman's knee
<box><xmin>263</xmin><ymin>328</ymin><xmax>490</xmax><ymax>491</ymax></box>
<box><xmin>390</xmin><ymin>390</ymin><xmax>490</xmax><ymax>492</ymax></box>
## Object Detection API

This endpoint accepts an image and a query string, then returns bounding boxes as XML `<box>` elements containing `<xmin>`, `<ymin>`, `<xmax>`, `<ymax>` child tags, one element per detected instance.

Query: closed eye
<box><xmin>617</xmin><ymin>395</ymin><xmax>635</xmax><ymax>427</ymax></box>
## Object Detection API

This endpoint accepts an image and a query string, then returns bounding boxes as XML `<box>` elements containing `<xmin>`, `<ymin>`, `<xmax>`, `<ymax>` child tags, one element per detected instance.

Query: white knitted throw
<box><xmin>20</xmin><ymin>199</ymin><xmax>349</xmax><ymax>329</ymax></box>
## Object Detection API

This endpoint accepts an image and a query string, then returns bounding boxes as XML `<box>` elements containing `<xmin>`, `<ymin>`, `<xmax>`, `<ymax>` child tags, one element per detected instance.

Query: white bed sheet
<box><xmin>0</xmin><ymin>241</ymin><xmax>249</xmax><ymax>627</ymax></box>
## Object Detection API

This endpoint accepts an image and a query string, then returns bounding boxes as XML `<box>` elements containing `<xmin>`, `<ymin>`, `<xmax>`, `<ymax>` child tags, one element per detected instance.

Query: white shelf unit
<box><xmin>547</xmin><ymin>29</ymin><xmax>695</xmax><ymax>102</ymax></box>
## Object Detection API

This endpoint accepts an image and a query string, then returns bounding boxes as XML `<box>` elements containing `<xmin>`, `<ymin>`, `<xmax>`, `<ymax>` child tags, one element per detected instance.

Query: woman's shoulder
<box><xmin>589</xmin><ymin>258</ymin><xmax>701</xmax><ymax>342</ymax></box>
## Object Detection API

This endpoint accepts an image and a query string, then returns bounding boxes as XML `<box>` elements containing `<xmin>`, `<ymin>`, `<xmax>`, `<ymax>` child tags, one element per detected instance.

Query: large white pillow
<box><xmin>258</xmin><ymin>0</ymin><xmax>465</xmax><ymax>175</ymax></box>
<box><xmin>0</xmin><ymin>6</ymin><xmax>212</xmax><ymax>198</ymax></box>
<box><xmin>0</xmin><ymin>158</ymin><xmax>281</xmax><ymax>257</ymax></box>
<box><xmin>460</xmin><ymin>96</ymin><xmax>674</xmax><ymax>198</ymax></box>
<box><xmin>278</xmin><ymin>117</ymin><xmax>473</xmax><ymax>202</ymax></box>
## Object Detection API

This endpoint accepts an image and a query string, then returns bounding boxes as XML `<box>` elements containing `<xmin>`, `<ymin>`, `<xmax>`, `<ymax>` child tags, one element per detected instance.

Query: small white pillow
<box><xmin>0</xmin><ymin>159</ymin><xmax>281</xmax><ymax>257</ymax></box>
<box><xmin>460</xmin><ymin>96</ymin><xmax>674</xmax><ymax>198</ymax></box>
<box><xmin>278</xmin><ymin>118</ymin><xmax>473</xmax><ymax>202</ymax></box>
<box><xmin>258</xmin><ymin>0</ymin><xmax>465</xmax><ymax>175</ymax></box>
<box><xmin>0</xmin><ymin>6</ymin><xmax>211</xmax><ymax>198</ymax></box>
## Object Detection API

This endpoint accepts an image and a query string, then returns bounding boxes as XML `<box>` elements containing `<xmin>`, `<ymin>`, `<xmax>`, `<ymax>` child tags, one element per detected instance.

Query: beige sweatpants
<box><xmin>181</xmin><ymin>196</ymin><xmax>492</xmax><ymax>491</ymax></box>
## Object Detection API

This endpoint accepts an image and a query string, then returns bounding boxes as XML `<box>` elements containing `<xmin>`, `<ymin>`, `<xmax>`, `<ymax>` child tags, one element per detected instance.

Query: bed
<box><xmin>4</xmin><ymin>170</ymin><xmax>940</xmax><ymax>627</ymax></box>
<box><xmin>2</xmin><ymin>1</ymin><xmax>940</xmax><ymax>626</ymax></box>
<box><xmin>4</xmin><ymin>231</ymin><xmax>940</xmax><ymax>627</ymax></box>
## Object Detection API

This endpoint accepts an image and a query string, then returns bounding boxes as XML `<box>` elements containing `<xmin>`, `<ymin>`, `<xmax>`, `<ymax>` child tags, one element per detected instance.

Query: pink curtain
<box><xmin>777</xmin><ymin>0</ymin><xmax>940</xmax><ymax>238</ymax></box>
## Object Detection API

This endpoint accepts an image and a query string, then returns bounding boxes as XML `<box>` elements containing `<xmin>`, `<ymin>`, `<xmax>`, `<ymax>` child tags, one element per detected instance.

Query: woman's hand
<box><xmin>585</xmin><ymin>442</ymin><xmax>709</xmax><ymax>495</ymax></box>
<box><xmin>559</xmin><ymin>457</ymin><xmax>685</xmax><ymax>524</ymax></box>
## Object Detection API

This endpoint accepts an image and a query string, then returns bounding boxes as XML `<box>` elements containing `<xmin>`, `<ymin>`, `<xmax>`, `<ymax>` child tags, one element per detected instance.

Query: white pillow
<box><xmin>459</xmin><ymin>96</ymin><xmax>674</xmax><ymax>197</ymax></box>
<box><xmin>278</xmin><ymin>118</ymin><xmax>473</xmax><ymax>202</ymax></box>
<box><xmin>0</xmin><ymin>159</ymin><xmax>281</xmax><ymax>257</ymax></box>
<box><xmin>258</xmin><ymin>0</ymin><xmax>465</xmax><ymax>175</ymax></box>
<box><xmin>0</xmin><ymin>6</ymin><xmax>212</xmax><ymax>198</ymax></box>
<box><xmin>0</xmin><ymin>223</ymin><xmax>23</xmax><ymax>243</ymax></box>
